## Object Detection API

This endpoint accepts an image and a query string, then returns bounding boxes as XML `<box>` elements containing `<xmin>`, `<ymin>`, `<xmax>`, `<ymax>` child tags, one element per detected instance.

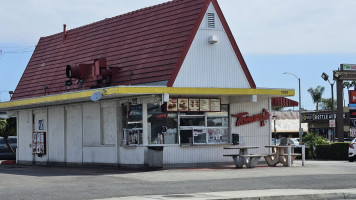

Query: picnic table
<box><xmin>264</xmin><ymin>145</ymin><xmax>302</xmax><ymax>167</ymax></box>
<box><xmin>223</xmin><ymin>146</ymin><xmax>263</xmax><ymax>168</ymax></box>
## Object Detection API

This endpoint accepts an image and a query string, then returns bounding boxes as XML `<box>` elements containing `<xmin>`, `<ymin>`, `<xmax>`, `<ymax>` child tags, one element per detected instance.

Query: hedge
<box><xmin>314</xmin><ymin>142</ymin><xmax>350</xmax><ymax>160</ymax></box>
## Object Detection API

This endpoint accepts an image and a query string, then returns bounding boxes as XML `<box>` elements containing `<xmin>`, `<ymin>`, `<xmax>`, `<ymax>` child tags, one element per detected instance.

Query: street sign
<box><xmin>351</xmin><ymin>128</ymin><xmax>356</xmax><ymax>137</ymax></box>
<box><xmin>334</xmin><ymin>71</ymin><xmax>356</xmax><ymax>80</ymax></box>
<box><xmin>329</xmin><ymin>119</ymin><xmax>336</xmax><ymax>128</ymax></box>
<box><xmin>349</xmin><ymin>90</ymin><xmax>356</xmax><ymax>104</ymax></box>
<box><xmin>342</xmin><ymin>64</ymin><xmax>356</xmax><ymax>71</ymax></box>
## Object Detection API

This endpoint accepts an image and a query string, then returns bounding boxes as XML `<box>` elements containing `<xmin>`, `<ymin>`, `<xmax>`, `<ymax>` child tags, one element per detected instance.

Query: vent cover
<box><xmin>207</xmin><ymin>13</ymin><xmax>215</xmax><ymax>28</ymax></box>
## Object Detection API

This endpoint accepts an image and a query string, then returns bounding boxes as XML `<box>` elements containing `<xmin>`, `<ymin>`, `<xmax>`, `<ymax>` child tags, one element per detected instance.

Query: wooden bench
<box><xmin>224</xmin><ymin>154</ymin><xmax>263</xmax><ymax>168</ymax></box>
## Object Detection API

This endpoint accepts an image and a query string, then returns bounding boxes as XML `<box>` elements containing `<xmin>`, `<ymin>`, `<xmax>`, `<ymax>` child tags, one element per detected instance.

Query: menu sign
<box><xmin>210</xmin><ymin>99</ymin><xmax>221</xmax><ymax>111</ymax></box>
<box><xmin>200</xmin><ymin>99</ymin><xmax>210</xmax><ymax>111</ymax></box>
<box><xmin>167</xmin><ymin>98</ymin><xmax>221</xmax><ymax>112</ymax></box>
<box><xmin>167</xmin><ymin>98</ymin><xmax>178</xmax><ymax>111</ymax></box>
<box><xmin>189</xmin><ymin>99</ymin><xmax>200</xmax><ymax>111</ymax></box>
<box><xmin>177</xmin><ymin>98</ymin><xmax>189</xmax><ymax>111</ymax></box>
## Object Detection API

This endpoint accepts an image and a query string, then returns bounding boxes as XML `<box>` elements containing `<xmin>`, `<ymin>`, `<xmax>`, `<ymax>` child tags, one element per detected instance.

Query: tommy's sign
<box><xmin>232</xmin><ymin>109</ymin><xmax>270</xmax><ymax>127</ymax></box>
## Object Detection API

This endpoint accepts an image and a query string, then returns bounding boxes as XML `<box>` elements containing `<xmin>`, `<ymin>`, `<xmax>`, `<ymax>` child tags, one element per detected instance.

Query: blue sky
<box><xmin>1</xmin><ymin>0</ymin><xmax>356</xmax><ymax>110</ymax></box>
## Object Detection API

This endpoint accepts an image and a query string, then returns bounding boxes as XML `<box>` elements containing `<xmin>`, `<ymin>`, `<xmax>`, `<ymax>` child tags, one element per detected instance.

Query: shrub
<box><xmin>315</xmin><ymin>142</ymin><xmax>350</xmax><ymax>160</ymax></box>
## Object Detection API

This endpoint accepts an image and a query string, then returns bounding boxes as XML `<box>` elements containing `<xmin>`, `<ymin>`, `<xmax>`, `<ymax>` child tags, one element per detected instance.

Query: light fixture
<box><xmin>334</xmin><ymin>71</ymin><xmax>341</xmax><ymax>78</ymax></box>
<box><xmin>208</xmin><ymin>35</ymin><xmax>218</xmax><ymax>44</ymax></box>
<box><xmin>8</xmin><ymin>91</ymin><xmax>14</xmax><ymax>98</ymax></box>
<box><xmin>321</xmin><ymin>72</ymin><xmax>329</xmax><ymax>81</ymax></box>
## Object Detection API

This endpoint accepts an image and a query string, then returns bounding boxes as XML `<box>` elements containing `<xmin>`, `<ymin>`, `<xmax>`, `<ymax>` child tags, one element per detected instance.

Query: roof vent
<box><xmin>207</xmin><ymin>13</ymin><xmax>215</xmax><ymax>28</ymax></box>
<box><xmin>62</xmin><ymin>24</ymin><xmax>67</xmax><ymax>42</ymax></box>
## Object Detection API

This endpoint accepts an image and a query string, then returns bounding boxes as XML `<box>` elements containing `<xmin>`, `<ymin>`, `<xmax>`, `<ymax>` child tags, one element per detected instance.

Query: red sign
<box><xmin>232</xmin><ymin>109</ymin><xmax>270</xmax><ymax>127</ymax></box>
<box><xmin>349</xmin><ymin>90</ymin><xmax>356</xmax><ymax>104</ymax></box>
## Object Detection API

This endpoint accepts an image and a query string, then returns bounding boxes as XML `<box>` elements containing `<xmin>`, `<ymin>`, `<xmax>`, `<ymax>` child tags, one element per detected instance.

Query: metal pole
<box><xmin>298</xmin><ymin>78</ymin><xmax>303</xmax><ymax>143</ymax></box>
<box><xmin>337</xmin><ymin>79</ymin><xmax>344</xmax><ymax>142</ymax></box>
<box><xmin>331</xmin><ymin>83</ymin><xmax>335</xmax><ymax>142</ymax></box>
<box><xmin>274</xmin><ymin>119</ymin><xmax>276</xmax><ymax>145</ymax></box>
<box><xmin>284</xmin><ymin>72</ymin><xmax>302</xmax><ymax>143</ymax></box>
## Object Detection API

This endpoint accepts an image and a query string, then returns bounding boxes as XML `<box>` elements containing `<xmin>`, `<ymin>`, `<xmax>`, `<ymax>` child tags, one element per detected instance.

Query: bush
<box><xmin>315</xmin><ymin>142</ymin><xmax>350</xmax><ymax>160</ymax></box>
<box><xmin>294</xmin><ymin>147</ymin><xmax>312</xmax><ymax>159</ymax></box>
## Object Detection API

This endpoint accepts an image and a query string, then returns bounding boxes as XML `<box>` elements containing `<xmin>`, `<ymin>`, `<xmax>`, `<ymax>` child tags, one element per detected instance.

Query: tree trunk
<box><xmin>4</xmin><ymin>137</ymin><xmax>15</xmax><ymax>155</ymax></box>
<box><xmin>316</xmin><ymin>102</ymin><xmax>319</xmax><ymax>111</ymax></box>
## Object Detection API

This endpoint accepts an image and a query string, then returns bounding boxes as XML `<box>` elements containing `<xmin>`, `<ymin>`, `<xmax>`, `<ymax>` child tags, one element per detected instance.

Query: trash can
<box><xmin>147</xmin><ymin>146</ymin><xmax>164</xmax><ymax>168</ymax></box>
<box><xmin>232</xmin><ymin>134</ymin><xmax>239</xmax><ymax>145</ymax></box>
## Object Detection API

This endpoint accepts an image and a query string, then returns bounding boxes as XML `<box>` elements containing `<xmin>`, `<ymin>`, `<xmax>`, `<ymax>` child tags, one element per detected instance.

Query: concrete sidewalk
<box><xmin>98</xmin><ymin>188</ymin><xmax>356</xmax><ymax>200</ymax></box>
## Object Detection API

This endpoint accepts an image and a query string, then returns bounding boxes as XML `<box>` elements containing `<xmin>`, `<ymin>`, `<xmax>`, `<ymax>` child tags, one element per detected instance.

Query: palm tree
<box><xmin>307</xmin><ymin>86</ymin><xmax>325</xmax><ymax>111</ymax></box>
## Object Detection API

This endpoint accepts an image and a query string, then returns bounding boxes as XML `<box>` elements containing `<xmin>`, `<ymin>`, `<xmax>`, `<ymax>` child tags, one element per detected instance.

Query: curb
<box><xmin>102</xmin><ymin>189</ymin><xmax>356</xmax><ymax>200</ymax></box>
<box><xmin>0</xmin><ymin>160</ymin><xmax>16</xmax><ymax>165</ymax></box>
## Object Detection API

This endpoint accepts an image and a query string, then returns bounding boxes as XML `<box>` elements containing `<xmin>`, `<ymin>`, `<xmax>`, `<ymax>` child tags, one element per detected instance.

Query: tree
<box><xmin>272</xmin><ymin>106</ymin><xmax>283</xmax><ymax>111</ymax></box>
<box><xmin>303</xmin><ymin>132</ymin><xmax>329</xmax><ymax>158</ymax></box>
<box><xmin>307</xmin><ymin>86</ymin><xmax>325</xmax><ymax>111</ymax></box>
<box><xmin>0</xmin><ymin>117</ymin><xmax>17</xmax><ymax>155</ymax></box>
<box><xmin>320</xmin><ymin>98</ymin><xmax>337</xmax><ymax>110</ymax></box>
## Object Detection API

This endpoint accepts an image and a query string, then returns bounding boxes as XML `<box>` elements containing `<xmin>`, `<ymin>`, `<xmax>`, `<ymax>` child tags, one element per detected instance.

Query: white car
<box><xmin>348</xmin><ymin>138</ymin><xmax>356</xmax><ymax>162</ymax></box>
<box><xmin>291</xmin><ymin>138</ymin><xmax>300</xmax><ymax>146</ymax></box>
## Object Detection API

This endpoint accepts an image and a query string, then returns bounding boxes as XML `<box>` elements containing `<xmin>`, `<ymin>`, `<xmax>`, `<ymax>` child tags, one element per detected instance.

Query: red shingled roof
<box><xmin>12</xmin><ymin>0</ymin><xmax>255</xmax><ymax>101</ymax></box>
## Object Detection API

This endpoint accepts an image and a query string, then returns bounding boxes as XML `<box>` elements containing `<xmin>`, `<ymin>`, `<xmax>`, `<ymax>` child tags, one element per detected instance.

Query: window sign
<box><xmin>177</xmin><ymin>98</ymin><xmax>188</xmax><ymax>111</ymax></box>
<box><xmin>188</xmin><ymin>99</ymin><xmax>200</xmax><ymax>111</ymax></box>
<box><xmin>167</xmin><ymin>98</ymin><xmax>178</xmax><ymax>112</ymax></box>
<box><xmin>210</xmin><ymin>99</ymin><xmax>221</xmax><ymax>111</ymax></box>
<box><xmin>32</xmin><ymin>132</ymin><xmax>46</xmax><ymax>155</ymax></box>
<box><xmin>167</xmin><ymin>98</ymin><xmax>221</xmax><ymax>112</ymax></box>
<box><xmin>38</xmin><ymin>120</ymin><xmax>44</xmax><ymax>130</ymax></box>
<box><xmin>200</xmin><ymin>99</ymin><xmax>210</xmax><ymax>111</ymax></box>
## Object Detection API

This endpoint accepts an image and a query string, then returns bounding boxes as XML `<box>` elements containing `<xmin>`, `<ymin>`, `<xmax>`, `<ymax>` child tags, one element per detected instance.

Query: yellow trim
<box><xmin>0</xmin><ymin>87</ymin><xmax>294</xmax><ymax>110</ymax></box>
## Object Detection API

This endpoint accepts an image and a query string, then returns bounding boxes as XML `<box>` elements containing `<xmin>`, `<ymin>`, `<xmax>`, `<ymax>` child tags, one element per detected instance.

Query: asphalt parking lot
<box><xmin>1</xmin><ymin>160</ymin><xmax>356</xmax><ymax>199</ymax></box>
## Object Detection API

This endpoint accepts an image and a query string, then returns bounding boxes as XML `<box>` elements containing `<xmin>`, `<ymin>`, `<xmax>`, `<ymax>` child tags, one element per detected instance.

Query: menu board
<box><xmin>177</xmin><ymin>98</ymin><xmax>189</xmax><ymax>111</ymax></box>
<box><xmin>200</xmin><ymin>99</ymin><xmax>210</xmax><ymax>111</ymax></box>
<box><xmin>210</xmin><ymin>99</ymin><xmax>221</xmax><ymax>111</ymax></box>
<box><xmin>167</xmin><ymin>97</ymin><xmax>221</xmax><ymax>112</ymax></box>
<box><xmin>189</xmin><ymin>98</ymin><xmax>200</xmax><ymax>111</ymax></box>
<box><xmin>167</xmin><ymin>98</ymin><xmax>178</xmax><ymax>111</ymax></box>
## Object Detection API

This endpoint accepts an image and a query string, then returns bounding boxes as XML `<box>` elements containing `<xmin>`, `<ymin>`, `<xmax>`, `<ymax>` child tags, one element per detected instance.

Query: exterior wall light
<box><xmin>208</xmin><ymin>35</ymin><xmax>218</xmax><ymax>44</ymax></box>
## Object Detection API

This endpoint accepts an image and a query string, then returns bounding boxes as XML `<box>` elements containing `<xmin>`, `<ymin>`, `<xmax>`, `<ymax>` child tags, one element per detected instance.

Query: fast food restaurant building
<box><xmin>0</xmin><ymin>0</ymin><xmax>294</xmax><ymax>167</ymax></box>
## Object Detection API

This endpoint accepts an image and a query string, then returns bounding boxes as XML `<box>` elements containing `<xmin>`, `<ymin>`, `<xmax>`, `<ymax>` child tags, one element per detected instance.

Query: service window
<box><xmin>147</xmin><ymin>103</ymin><xmax>178</xmax><ymax>144</ymax></box>
<box><xmin>122</xmin><ymin>104</ymin><xmax>143</xmax><ymax>145</ymax></box>
<box><xmin>178</xmin><ymin>105</ymin><xmax>229</xmax><ymax>145</ymax></box>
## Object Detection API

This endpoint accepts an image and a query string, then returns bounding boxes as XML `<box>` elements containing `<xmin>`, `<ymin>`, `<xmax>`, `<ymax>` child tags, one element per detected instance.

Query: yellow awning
<box><xmin>0</xmin><ymin>86</ymin><xmax>294</xmax><ymax>111</ymax></box>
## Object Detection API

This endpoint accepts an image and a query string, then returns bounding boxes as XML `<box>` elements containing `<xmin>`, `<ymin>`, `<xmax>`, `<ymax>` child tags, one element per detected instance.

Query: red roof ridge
<box><xmin>40</xmin><ymin>0</ymin><xmax>184</xmax><ymax>40</ymax></box>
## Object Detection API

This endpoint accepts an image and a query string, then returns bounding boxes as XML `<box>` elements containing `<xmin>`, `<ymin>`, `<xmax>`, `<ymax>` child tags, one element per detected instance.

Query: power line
<box><xmin>0</xmin><ymin>46</ymin><xmax>35</xmax><ymax>60</ymax></box>
<box><xmin>0</xmin><ymin>45</ymin><xmax>35</xmax><ymax>49</ymax></box>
